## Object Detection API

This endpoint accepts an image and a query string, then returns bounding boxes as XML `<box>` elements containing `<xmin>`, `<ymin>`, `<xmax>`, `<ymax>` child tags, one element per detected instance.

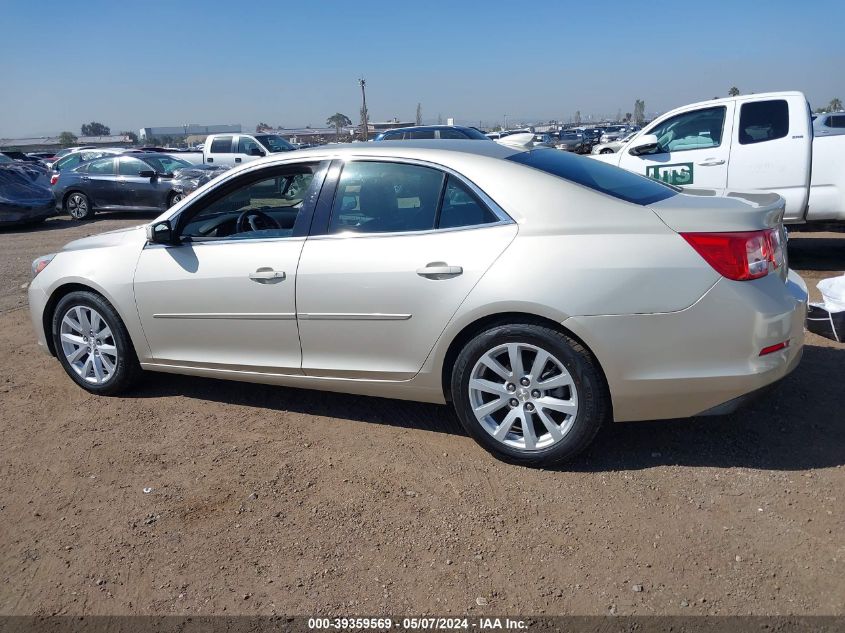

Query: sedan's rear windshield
<box><xmin>506</xmin><ymin>149</ymin><xmax>678</xmax><ymax>205</ymax></box>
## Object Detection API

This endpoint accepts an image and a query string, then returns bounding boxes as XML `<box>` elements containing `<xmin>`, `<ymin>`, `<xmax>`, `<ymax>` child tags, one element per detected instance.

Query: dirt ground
<box><xmin>0</xmin><ymin>214</ymin><xmax>842</xmax><ymax>617</ymax></box>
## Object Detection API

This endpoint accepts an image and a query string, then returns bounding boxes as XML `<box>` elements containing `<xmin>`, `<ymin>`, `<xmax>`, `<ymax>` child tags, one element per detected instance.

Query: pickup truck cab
<box><xmin>592</xmin><ymin>91</ymin><xmax>845</xmax><ymax>224</ymax></box>
<box><xmin>203</xmin><ymin>133</ymin><xmax>296</xmax><ymax>167</ymax></box>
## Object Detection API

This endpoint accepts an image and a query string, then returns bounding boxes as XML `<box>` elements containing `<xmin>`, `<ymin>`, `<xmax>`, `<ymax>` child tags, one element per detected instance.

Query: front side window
<box><xmin>253</xmin><ymin>134</ymin><xmax>295</xmax><ymax>152</ymax></box>
<box><xmin>648</xmin><ymin>106</ymin><xmax>726</xmax><ymax>152</ymax></box>
<box><xmin>118</xmin><ymin>157</ymin><xmax>148</xmax><ymax>176</ymax></box>
<box><xmin>180</xmin><ymin>167</ymin><xmax>316</xmax><ymax>241</ymax></box>
<box><xmin>209</xmin><ymin>136</ymin><xmax>233</xmax><ymax>153</ymax></box>
<box><xmin>238</xmin><ymin>136</ymin><xmax>261</xmax><ymax>155</ymax></box>
<box><xmin>141</xmin><ymin>155</ymin><xmax>191</xmax><ymax>173</ymax></box>
<box><xmin>87</xmin><ymin>158</ymin><xmax>115</xmax><ymax>175</ymax></box>
<box><xmin>439</xmin><ymin>128</ymin><xmax>467</xmax><ymax>139</ymax></box>
<box><xmin>739</xmin><ymin>100</ymin><xmax>789</xmax><ymax>144</ymax></box>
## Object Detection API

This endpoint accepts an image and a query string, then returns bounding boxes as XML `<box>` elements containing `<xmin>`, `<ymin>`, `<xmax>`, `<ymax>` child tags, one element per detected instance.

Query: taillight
<box><xmin>680</xmin><ymin>229</ymin><xmax>785</xmax><ymax>281</ymax></box>
<box><xmin>50</xmin><ymin>174</ymin><xmax>59</xmax><ymax>186</ymax></box>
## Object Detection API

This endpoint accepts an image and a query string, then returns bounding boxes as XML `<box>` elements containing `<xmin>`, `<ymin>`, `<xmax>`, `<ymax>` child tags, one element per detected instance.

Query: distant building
<box><xmin>0</xmin><ymin>134</ymin><xmax>133</xmax><ymax>151</ymax></box>
<box><xmin>139</xmin><ymin>124</ymin><xmax>241</xmax><ymax>140</ymax></box>
<box><xmin>366</xmin><ymin>119</ymin><xmax>414</xmax><ymax>134</ymax></box>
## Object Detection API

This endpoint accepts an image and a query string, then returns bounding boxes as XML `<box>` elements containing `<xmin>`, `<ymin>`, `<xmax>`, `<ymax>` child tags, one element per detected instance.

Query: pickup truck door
<box><xmin>204</xmin><ymin>135</ymin><xmax>235</xmax><ymax>167</ymax></box>
<box><xmin>618</xmin><ymin>103</ymin><xmax>734</xmax><ymax>190</ymax></box>
<box><xmin>727</xmin><ymin>97</ymin><xmax>812</xmax><ymax>222</ymax></box>
<box><xmin>234</xmin><ymin>135</ymin><xmax>264</xmax><ymax>166</ymax></box>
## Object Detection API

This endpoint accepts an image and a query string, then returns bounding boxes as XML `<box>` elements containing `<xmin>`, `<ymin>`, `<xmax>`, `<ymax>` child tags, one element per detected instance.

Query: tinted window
<box><xmin>209</xmin><ymin>136</ymin><xmax>233</xmax><ymax>153</ymax></box>
<box><xmin>87</xmin><ymin>158</ymin><xmax>115</xmax><ymax>175</ymax></box>
<box><xmin>648</xmin><ymin>106</ymin><xmax>725</xmax><ymax>152</ymax></box>
<box><xmin>409</xmin><ymin>129</ymin><xmax>435</xmax><ymax>139</ymax></box>
<box><xmin>254</xmin><ymin>134</ymin><xmax>295</xmax><ymax>152</ymax></box>
<box><xmin>329</xmin><ymin>161</ymin><xmax>445</xmax><ymax>234</ymax></box>
<box><xmin>438</xmin><ymin>176</ymin><xmax>498</xmax><ymax>229</ymax></box>
<box><xmin>829</xmin><ymin>115</ymin><xmax>845</xmax><ymax>128</ymax></box>
<box><xmin>461</xmin><ymin>127</ymin><xmax>492</xmax><ymax>140</ymax></box>
<box><xmin>739</xmin><ymin>100</ymin><xmax>789</xmax><ymax>144</ymax></box>
<box><xmin>507</xmin><ymin>149</ymin><xmax>678</xmax><ymax>205</ymax></box>
<box><xmin>181</xmin><ymin>168</ymin><xmax>315</xmax><ymax>240</ymax></box>
<box><xmin>118</xmin><ymin>157</ymin><xmax>147</xmax><ymax>176</ymax></box>
<box><xmin>439</xmin><ymin>128</ymin><xmax>468</xmax><ymax>139</ymax></box>
<box><xmin>238</xmin><ymin>136</ymin><xmax>261</xmax><ymax>154</ymax></box>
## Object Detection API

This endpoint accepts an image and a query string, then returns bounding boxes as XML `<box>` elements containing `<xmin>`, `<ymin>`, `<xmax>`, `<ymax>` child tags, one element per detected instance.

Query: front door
<box><xmin>619</xmin><ymin>104</ymin><xmax>734</xmax><ymax>190</ymax></box>
<box><xmin>133</xmin><ymin>162</ymin><xmax>326</xmax><ymax>373</ymax></box>
<box><xmin>296</xmin><ymin>159</ymin><xmax>517</xmax><ymax>380</ymax></box>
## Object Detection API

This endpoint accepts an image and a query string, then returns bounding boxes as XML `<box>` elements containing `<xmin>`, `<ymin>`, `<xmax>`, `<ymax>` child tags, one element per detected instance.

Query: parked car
<box><xmin>48</xmin><ymin>148</ymin><xmax>127</xmax><ymax>183</ymax></box>
<box><xmin>581</xmin><ymin>128</ymin><xmax>604</xmax><ymax>147</ymax></box>
<box><xmin>813</xmin><ymin>111</ymin><xmax>845</xmax><ymax>137</ymax></box>
<box><xmin>557</xmin><ymin>131</ymin><xmax>587</xmax><ymax>153</ymax></box>
<box><xmin>533</xmin><ymin>133</ymin><xmax>556</xmax><ymax>148</ymax></box>
<box><xmin>591</xmin><ymin>90</ymin><xmax>845</xmax><ymax>225</ymax></box>
<box><xmin>0</xmin><ymin>162</ymin><xmax>55</xmax><ymax>226</ymax></box>
<box><xmin>203</xmin><ymin>133</ymin><xmax>296</xmax><ymax>167</ymax></box>
<box><xmin>374</xmin><ymin>125</ymin><xmax>491</xmax><ymax>141</ymax></box>
<box><xmin>53</xmin><ymin>153</ymin><xmax>193</xmax><ymax>219</ymax></box>
<box><xmin>591</xmin><ymin>131</ymin><xmax>638</xmax><ymax>155</ymax></box>
<box><xmin>29</xmin><ymin>142</ymin><xmax>806</xmax><ymax>466</ymax></box>
<box><xmin>599</xmin><ymin>126</ymin><xmax>627</xmax><ymax>143</ymax></box>
<box><xmin>1</xmin><ymin>151</ymin><xmax>42</xmax><ymax>163</ymax></box>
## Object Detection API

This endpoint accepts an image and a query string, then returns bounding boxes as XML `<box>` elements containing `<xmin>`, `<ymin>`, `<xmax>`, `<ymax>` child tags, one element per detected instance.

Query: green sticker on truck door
<box><xmin>646</xmin><ymin>163</ymin><xmax>694</xmax><ymax>186</ymax></box>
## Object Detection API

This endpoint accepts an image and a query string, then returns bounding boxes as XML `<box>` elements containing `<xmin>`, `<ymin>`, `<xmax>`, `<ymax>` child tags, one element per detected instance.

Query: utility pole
<box><xmin>358</xmin><ymin>77</ymin><xmax>369</xmax><ymax>141</ymax></box>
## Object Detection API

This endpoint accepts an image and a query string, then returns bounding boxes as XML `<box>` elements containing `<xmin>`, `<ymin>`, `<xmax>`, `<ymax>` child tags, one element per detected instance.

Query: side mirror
<box><xmin>138</xmin><ymin>169</ymin><xmax>157</xmax><ymax>178</ymax></box>
<box><xmin>146</xmin><ymin>220</ymin><xmax>175</xmax><ymax>244</ymax></box>
<box><xmin>249</xmin><ymin>147</ymin><xmax>265</xmax><ymax>157</ymax></box>
<box><xmin>628</xmin><ymin>134</ymin><xmax>661</xmax><ymax>156</ymax></box>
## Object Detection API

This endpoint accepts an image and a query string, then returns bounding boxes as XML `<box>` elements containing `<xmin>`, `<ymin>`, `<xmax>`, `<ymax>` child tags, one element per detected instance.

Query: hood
<box><xmin>649</xmin><ymin>188</ymin><xmax>785</xmax><ymax>233</ymax></box>
<box><xmin>62</xmin><ymin>225</ymin><xmax>146</xmax><ymax>252</ymax></box>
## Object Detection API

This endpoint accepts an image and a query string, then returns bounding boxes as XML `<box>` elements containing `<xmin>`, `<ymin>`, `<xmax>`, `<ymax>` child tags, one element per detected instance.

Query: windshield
<box><xmin>254</xmin><ymin>134</ymin><xmax>295</xmax><ymax>153</ymax></box>
<box><xmin>142</xmin><ymin>155</ymin><xmax>191</xmax><ymax>173</ymax></box>
<box><xmin>507</xmin><ymin>148</ymin><xmax>678</xmax><ymax>205</ymax></box>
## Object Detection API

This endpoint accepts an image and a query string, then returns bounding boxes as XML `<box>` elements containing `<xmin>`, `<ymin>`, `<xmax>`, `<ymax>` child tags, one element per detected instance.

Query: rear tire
<box><xmin>65</xmin><ymin>192</ymin><xmax>93</xmax><ymax>220</ymax></box>
<box><xmin>450</xmin><ymin>323</ymin><xmax>608</xmax><ymax>467</ymax></box>
<box><xmin>51</xmin><ymin>291</ymin><xmax>141</xmax><ymax>395</ymax></box>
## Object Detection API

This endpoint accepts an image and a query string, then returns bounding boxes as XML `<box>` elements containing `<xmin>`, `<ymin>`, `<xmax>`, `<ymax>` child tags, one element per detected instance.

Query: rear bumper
<box><xmin>565</xmin><ymin>269</ymin><xmax>808</xmax><ymax>422</ymax></box>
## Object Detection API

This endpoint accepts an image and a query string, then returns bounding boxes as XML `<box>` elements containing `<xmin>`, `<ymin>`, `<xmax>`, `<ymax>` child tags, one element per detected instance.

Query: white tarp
<box><xmin>817</xmin><ymin>274</ymin><xmax>845</xmax><ymax>313</ymax></box>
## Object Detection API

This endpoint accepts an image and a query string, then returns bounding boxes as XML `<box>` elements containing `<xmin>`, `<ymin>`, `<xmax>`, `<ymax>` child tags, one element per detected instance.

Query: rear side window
<box><xmin>409</xmin><ymin>129</ymin><xmax>435</xmax><ymax>139</ymax></box>
<box><xmin>209</xmin><ymin>136</ymin><xmax>233</xmax><ymax>153</ymax></box>
<box><xmin>828</xmin><ymin>115</ymin><xmax>845</xmax><ymax>128</ymax></box>
<box><xmin>506</xmin><ymin>149</ymin><xmax>678</xmax><ymax>205</ymax></box>
<box><xmin>87</xmin><ymin>158</ymin><xmax>115</xmax><ymax>175</ymax></box>
<box><xmin>439</xmin><ymin>128</ymin><xmax>467</xmax><ymax>139</ymax></box>
<box><xmin>739</xmin><ymin>100</ymin><xmax>789</xmax><ymax>144</ymax></box>
<box><xmin>438</xmin><ymin>176</ymin><xmax>498</xmax><ymax>228</ymax></box>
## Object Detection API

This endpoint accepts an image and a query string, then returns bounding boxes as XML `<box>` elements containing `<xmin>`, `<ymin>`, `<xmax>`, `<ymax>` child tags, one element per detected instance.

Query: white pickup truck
<box><xmin>202</xmin><ymin>132</ymin><xmax>296</xmax><ymax>167</ymax></box>
<box><xmin>591</xmin><ymin>91</ymin><xmax>845</xmax><ymax>224</ymax></box>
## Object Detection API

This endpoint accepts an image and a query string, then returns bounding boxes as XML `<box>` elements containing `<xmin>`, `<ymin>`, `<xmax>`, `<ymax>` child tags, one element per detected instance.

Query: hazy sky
<box><xmin>2</xmin><ymin>0</ymin><xmax>844</xmax><ymax>137</ymax></box>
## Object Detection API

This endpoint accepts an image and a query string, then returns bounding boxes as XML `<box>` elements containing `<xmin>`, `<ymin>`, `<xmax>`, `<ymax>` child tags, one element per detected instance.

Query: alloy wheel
<box><xmin>59</xmin><ymin>305</ymin><xmax>118</xmax><ymax>385</ymax></box>
<box><xmin>468</xmin><ymin>342</ymin><xmax>579</xmax><ymax>451</ymax></box>
<box><xmin>67</xmin><ymin>194</ymin><xmax>88</xmax><ymax>219</ymax></box>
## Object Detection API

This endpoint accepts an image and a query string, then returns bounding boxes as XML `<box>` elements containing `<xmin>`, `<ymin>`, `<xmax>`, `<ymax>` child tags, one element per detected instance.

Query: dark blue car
<box><xmin>53</xmin><ymin>153</ymin><xmax>196</xmax><ymax>220</ymax></box>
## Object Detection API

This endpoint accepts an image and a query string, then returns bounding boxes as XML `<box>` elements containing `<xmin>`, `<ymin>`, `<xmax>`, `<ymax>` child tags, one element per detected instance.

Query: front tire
<box><xmin>51</xmin><ymin>291</ymin><xmax>141</xmax><ymax>395</ymax></box>
<box><xmin>450</xmin><ymin>323</ymin><xmax>608</xmax><ymax>467</ymax></box>
<box><xmin>65</xmin><ymin>192</ymin><xmax>93</xmax><ymax>220</ymax></box>
<box><xmin>168</xmin><ymin>191</ymin><xmax>183</xmax><ymax>207</ymax></box>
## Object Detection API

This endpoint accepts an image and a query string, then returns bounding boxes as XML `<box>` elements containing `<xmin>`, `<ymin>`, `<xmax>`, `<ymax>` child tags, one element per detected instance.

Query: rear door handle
<box><xmin>416</xmin><ymin>263</ymin><xmax>463</xmax><ymax>279</ymax></box>
<box><xmin>249</xmin><ymin>268</ymin><xmax>286</xmax><ymax>284</ymax></box>
<box><xmin>206</xmin><ymin>157</ymin><xmax>213</xmax><ymax>163</ymax></box>
<box><xmin>698</xmin><ymin>159</ymin><xmax>726</xmax><ymax>166</ymax></box>
<box><xmin>235</xmin><ymin>157</ymin><xmax>242</xmax><ymax>163</ymax></box>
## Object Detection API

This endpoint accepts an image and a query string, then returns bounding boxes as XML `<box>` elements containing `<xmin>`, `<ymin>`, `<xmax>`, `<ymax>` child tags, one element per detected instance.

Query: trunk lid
<box><xmin>649</xmin><ymin>188</ymin><xmax>784</xmax><ymax>233</ymax></box>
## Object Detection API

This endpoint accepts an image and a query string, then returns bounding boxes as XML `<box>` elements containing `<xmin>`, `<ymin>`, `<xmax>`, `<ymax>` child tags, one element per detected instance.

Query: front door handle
<box><xmin>249</xmin><ymin>268</ymin><xmax>286</xmax><ymax>284</ymax></box>
<box><xmin>416</xmin><ymin>263</ymin><xmax>463</xmax><ymax>279</ymax></box>
<box><xmin>235</xmin><ymin>157</ymin><xmax>242</xmax><ymax>163</ymax></box>
<box><xmin>698</xmin><ymin>158</ymin><xmax>726</xmax><ymax>166</ymax></box>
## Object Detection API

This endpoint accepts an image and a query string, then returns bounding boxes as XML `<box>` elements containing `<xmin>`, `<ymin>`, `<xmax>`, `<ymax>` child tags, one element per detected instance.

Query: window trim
<box><xmin>161</xmin><ymin>161</ymin><xmax>329</xmax><ymax>245</ymax></box>
<box><xmin>644</xmin><ymin>105</ymin><xmax>727</xmax><ymax>154</ymax></box>
<box><xmin>308</xmin><ymin>157</ymin><xmax>513</xmax><ymax>240</ymax></box>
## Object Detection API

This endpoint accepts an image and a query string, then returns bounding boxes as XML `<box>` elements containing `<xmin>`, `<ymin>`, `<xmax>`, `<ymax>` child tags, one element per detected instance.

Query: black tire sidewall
<box><xmin>51</xmin><ymin>291</ymin><xmax>138</xmax><ymax>395</ymax></box>
<box><xmin>451</xmin><ymin>324</ymin><xmax>607</xmax><ymax>467</ymax></box>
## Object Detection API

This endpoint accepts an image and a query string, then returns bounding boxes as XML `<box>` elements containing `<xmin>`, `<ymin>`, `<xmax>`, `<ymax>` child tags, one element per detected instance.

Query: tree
<box><xmin>574</xmin><ymin>110</ymin><xmax>581</xmax><ymax>126</ymax></box>
<box><xmin>81</xmin><ymin>121</ymin><xmax>110</xmax><ymax>136</ymax></box>
<box><xmin>416</xmin><ymin>103</ymin><xmax>422</xmax><ymax>125</ymax></box>
<box><xmin>326</xmin><ymin>113</ymin><xmax>352</xmax><ymax>139</ymax></box>
<box><xmin>830</xmin><ymin>97</ymin><xmax>843</xmax><ymax>112</ymax></box>
<box><xmin>634</xmin><ymin>99</ymin><xmax>646</xmax><ymax>125</ymax></box>
<box><xmin>120</xmin><ymin>130</ymin><xmax>138</xmax><ymax>143</ymax></box>
<box><xmin>58</xmin><ymin>131</ymin><xmax>78</xmax><ymax>147</ymax></box>
<box><xmin>256</xmin><ymin>122</ymin><xmax>274</xmax><ymax>132</ymax></box>
<box><xmin>728</xmin><ymin>86</ymin><xmax>740</xmax><ymax>97</ymax></box>
<box><xmin>624</xmin><ymin>112</ymin><xmax>632</xmax><ymax>122</ymax></box>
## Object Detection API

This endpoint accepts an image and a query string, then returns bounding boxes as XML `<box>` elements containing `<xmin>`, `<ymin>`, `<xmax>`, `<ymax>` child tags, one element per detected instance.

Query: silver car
<box><xmin>28</xmin><ymin>141</ymin><xmax>807</xmax><ymax>466</ymax></box>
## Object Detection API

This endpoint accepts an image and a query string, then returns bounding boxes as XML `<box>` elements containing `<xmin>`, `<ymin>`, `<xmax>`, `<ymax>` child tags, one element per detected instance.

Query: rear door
<box><xmin>83</xmin><ymin>157</ymin><xmax>119</xmax><ymax>208</ymax></box>
<box><xmin>618</xmin><ymin>104</ymin><xmax>733</xmax><ymax>189</ymax></box>
<box><xmin>296</xmin><ymin>159</ymin><xmax>517</xmax><ymax>380</ymax></box>
<box><xmin>205</xmin><ymin>135</ymin><xmax>235</xmax><ymax>166</ymax></box>
<box><xmin>727</xmin><ymin>97</ymin><xmax>812</xmax><ymax>221</ymax></box>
